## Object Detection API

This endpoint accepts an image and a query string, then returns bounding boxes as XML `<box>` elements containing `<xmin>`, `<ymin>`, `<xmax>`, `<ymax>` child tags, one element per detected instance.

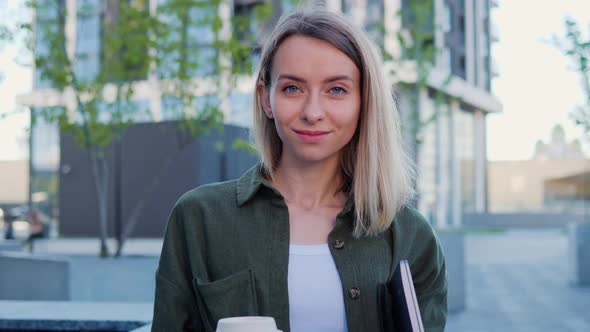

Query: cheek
<box><xmin>271</xmin><ymin>95</ymin><xmax>300</xmax><ymax>123</ymax></box>
<box><xmin>268</xmin><ymin>99</ymin><xmax>292</xmax><ymax>141</ymax></box>
<box><xmin>334</xmin><ymin>102</ymin><xmax>361</xmax><ymax>132</ymax></box>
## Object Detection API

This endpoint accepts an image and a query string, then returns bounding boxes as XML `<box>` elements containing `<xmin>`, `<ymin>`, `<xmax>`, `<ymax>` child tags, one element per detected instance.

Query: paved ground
<box><xmin>5</xmin><ymin>229</ymin><xmax>590</xmax><ymax>331</ymax></box>
<box><xmin>446</xmin><ymin>229</ymin><xmax>590</xmax><ymax>332</ymax></box>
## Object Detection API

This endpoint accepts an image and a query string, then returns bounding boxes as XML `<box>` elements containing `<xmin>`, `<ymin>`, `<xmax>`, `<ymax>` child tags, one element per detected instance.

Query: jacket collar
<box><xmin>236</xmin><ymin>162</ymin><xmax>275</xmax><ymax>206</ymax></box>
<box><xmin>236</xmin><ymin>162</ymin><xmax>355</xmax><ymax>218</ymax></box>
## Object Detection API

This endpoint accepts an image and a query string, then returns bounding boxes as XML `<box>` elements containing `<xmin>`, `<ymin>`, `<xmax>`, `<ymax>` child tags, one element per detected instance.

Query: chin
<box><xmin>291</xmin><ymin>147</ymin><xmax>341</xmax><ymax>165</ymax></box>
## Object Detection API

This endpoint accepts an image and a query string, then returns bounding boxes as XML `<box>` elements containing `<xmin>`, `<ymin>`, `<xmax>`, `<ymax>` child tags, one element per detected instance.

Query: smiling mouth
<box><xmin>292</xmin><ymin>129</ymin><xmax>331</xmax><ymax>143</ymax></box>
<box><xmin>293</xmin><ymin>129</ymin><xmax>331</xmax><ymax>136</ymax></box>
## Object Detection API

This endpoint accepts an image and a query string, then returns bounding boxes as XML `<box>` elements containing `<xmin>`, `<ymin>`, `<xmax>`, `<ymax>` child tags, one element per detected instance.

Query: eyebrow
<box><xmin>277</xmin><ymin>74</ymin><xmax>355</xmax><ymax>84</ymax></box>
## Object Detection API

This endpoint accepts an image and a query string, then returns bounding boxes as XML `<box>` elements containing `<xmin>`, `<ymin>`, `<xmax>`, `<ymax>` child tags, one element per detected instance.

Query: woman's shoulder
<box><xmin>391</xmin><ymin>205</ymin><xmax>445</xmax><ymax>270</ymax></box>
<box><xmin>174</xmin><ymin>163</ymin><xmax>264</xmax><ymax>210</ymax></box>
<box><xmin>392</xmin><ymin>204</ymin><xmax>437</xmax><ymax>239</ymax></box>
<box><xmin>175</xmin><ymin>179</ymin><xmax>239</xmax><ymax>210</ymax></box>
<box><xmin>166</xmin><ymin>180</ymin><xmax>242</xmax><ymax>233</ymax></box>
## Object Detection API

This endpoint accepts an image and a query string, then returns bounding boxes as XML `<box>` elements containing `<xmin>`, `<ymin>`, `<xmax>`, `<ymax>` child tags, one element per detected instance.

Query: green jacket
<box><xmin>152</xmin><ymin>164</ymin><xmax>447</xmax><ymax>332</ymax></box>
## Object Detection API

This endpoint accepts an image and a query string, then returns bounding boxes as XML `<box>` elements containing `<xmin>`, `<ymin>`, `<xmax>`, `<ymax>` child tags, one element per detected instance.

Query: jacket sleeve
<box><xmin>410</xmin><ymin>221</ymin><xmax>448</xmax><ymax>332</ymax></box>
<box><xmin>151</xmin><ymin>203</ymin><xmax>205</xmax><ymax>332</ymax></box>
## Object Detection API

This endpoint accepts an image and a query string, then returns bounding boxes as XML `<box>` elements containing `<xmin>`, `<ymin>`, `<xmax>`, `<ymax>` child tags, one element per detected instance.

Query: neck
<box><xmin>271</xmin><ymin>155</ymin><xmax>346</xmax><ymax>210</ymax></box>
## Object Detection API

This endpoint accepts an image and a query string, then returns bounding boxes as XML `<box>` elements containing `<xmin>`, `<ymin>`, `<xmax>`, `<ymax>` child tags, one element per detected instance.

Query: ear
<box><xmin>257</xmin><ymin>80</ymin><xmax>273</xmax><ymax>119</ymax></box>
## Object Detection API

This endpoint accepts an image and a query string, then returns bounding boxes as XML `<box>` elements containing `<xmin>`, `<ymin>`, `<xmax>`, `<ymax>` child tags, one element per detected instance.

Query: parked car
<box><xmin>2</xmin><ymin>205</ymin><xmax>29</xmax><ymax>240</ymax></box>
<box><xmin>1</xmin><ymin>206</ymin><xmax>49</xmax><ymax>241</ymax></box>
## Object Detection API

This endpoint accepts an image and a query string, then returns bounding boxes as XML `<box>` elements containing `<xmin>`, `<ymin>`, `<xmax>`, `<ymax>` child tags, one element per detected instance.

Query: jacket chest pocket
<box><xmin>192</xmin><ymin>269</ymin><xmax>259</xmax><ymax>332</ymax></box>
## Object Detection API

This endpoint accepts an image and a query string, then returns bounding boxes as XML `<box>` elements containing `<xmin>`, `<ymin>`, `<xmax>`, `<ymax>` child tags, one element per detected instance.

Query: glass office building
<box><xmin>24</xmin><ymin>0</ymin><xmax>500</xmax><ymax>231</ymax></box>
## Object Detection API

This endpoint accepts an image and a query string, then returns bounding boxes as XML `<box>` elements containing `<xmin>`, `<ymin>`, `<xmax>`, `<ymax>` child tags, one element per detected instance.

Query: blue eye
<box><xmin>283</xmin><ymin>85</ymin><xmax>300</xmax><ymax>93</ymax></box>
<box><xmin>330</xmin><ymin>87</ymin><xmax>347</xmax><ymax>95</ymax></box>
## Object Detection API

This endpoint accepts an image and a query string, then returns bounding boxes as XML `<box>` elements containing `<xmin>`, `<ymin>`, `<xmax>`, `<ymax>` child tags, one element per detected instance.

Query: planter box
<box><xmin>568</xmin><ymin>222</ymin><xmax>590</xmax><ymax>286</ymax></box>
<box><xmin>0</xmin><ymin>240</ymin><xmax>24</xmax><ymax>252</ymax></box>
<box><xmin>438</xmin><ymin>231</ymin><xmax>466</xmax><ymax>314</ymax></box>
<box><xmin>0</xmin><ymin>252</ymin><xmax>70</xmax><ymax>300</ymax></box>
<box><xmin>0</xmin><ymin>251</ymin><xmax>158</xmax><ymax>302</ymax></box>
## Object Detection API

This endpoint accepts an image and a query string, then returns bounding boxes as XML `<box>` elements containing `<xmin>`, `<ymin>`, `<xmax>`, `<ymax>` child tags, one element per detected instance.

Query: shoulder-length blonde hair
<box><xmin>252</xmin><ymin>9</ymin><xmax>415</xmax><ymax>237</ymax></box>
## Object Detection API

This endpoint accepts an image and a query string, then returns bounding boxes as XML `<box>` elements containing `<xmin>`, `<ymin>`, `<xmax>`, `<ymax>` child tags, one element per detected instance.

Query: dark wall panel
<box><xmin>59</xmin><ymin>122</ymin><xmax>258</xmax><ymax>238</ymax></box>
<box><xmin>119</xmin><ymin>122</ymin><xmax>222</xmax><ymax>238</ymax></box>
<box><xmin>59</xmin><ymin>134</ymin><xmax>116</xmax><ymax>237</ymax></box>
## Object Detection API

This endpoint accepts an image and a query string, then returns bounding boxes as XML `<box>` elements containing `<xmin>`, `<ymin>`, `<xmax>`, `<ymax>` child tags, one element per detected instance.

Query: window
<box><xmin>30</xmin><ymin>109</ymin><xmax>61</xmax><ymax>222</ymax></box>
<box><xmin>454</xmin><ymin>107</ymin><xmax>475</xmax><ymax>213</ymax></box>
<box><xmin>365</xmin><ymin>0</ymin><xmax>384</xmax><ymax>46</ymax></box>
<box><xmin>101</xmin><ymin>0</ymin><xmax>151</xmax><ymax>82</ymax></box>
<box><xmin>233</xmin><ymin>2</ymin><xmax>265</xmax><ymax>75</ymax></box>
<box><xmin>161</xmin><ymin>95</ymin><xmax>219</xmax><ymax>121</ymax></box>
<box><xmin>75</xmin><ymin>0</ymin><xmax>101</xmax><ymax>82</ymax></box>
<box><xmin>74</xmin><ymin>100</ymin><xmax>151</xmax><ymax>124</ymax></box>
<box><xmin>400</xmin><ymin>0</ymin><xmax>435</xmax><ymax>63</ymax></box>
<box><xmin>34</xmin><ymin>0</ymin><xmax>65</xmax><ymax>89</ymax></box>
<box><xmin>229</xmin><ymin>92</ymin><xmax>253</xmax><ymax>127</ymax></box>
<box><xmin>156</xmin><ymin>0</ymin><xmax>217</xmax><ymax>79</ymax></box>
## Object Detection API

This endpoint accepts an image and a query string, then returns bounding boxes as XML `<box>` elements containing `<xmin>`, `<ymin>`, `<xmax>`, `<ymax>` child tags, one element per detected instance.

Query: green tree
<box><xmin>557</xmin><ymin>18</ymin><xmax>590</xmax><ymax>136</ymax></box>
<box><xmin>28</xmin><ymin>0</ymin><xmax>159</xmax><ymax>257</ymax></box>
<box><xmin>0</xmin><ymin>0</ymin><xmax>19</xmax><ymax>83</ymax></box>
<box><xmin>5</xmin><ymin>0</ymin><xmax>271</xmax><ymax>257</ymax></box>
<box><xmin>0</xmin><ymin>25</ymin><xmax>12</xmax><ymax>82</ymax></box>
<box><xmin>113</xmin><ymin>0</ymin><xmax>272</xmax><ymax>256</ymax></box>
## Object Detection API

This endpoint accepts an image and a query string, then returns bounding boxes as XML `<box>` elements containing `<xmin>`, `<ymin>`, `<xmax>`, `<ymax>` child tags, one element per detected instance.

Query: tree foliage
<box><xmin>559</xmin><ymin>18</ymin><xmax>590</xmax><ymax>136</ymax></box>
<box><xmin>12</xmin><ymin>0</ymin><xmax>272</xmax><ymax>256</ymax></box>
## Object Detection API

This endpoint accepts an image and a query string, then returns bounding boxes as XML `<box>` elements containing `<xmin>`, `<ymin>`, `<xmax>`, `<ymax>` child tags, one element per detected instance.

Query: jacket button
<box><xmin>348</xmin><ymin>287</ymin><xmax>360</xmax><ymax>300</ymax></box>
<box><xmin>333</xmin><ymin>240</ymin><xmax>345</xmax><ymax>250</ymax></box>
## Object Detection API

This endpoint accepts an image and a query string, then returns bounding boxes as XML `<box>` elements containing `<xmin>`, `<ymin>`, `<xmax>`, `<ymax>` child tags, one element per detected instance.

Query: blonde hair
<box><xmin>253</xmin><ymin>9</ymin><xmax>415</xmax><ymax>237</ymax></box>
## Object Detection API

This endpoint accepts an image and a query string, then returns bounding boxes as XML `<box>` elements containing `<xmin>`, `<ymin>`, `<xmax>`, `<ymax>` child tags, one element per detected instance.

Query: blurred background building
<box><xmin>3</xmin><ymin>2</ymin><xmax>589</xmax><ymax>329</ymax></box>
<box><xmin>17</xmin><ymin>0</ymin><xmax>501</xmax><ymax>237</ymax></box>
<box><xmin>0</xmin><ymin>160</ymin><xmax>29</xmax><ymax>211</ymax></box>
<box><xmin>488</xmin><ymin>125</ymin><xmax>589</xmax><ymax>214</ymax></box>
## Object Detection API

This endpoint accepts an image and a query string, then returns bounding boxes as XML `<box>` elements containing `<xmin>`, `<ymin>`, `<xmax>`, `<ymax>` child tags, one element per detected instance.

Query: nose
<box><xmin>301</xmin><ymin>92</ymin><xmax>324</xmax><ymax>123</ymax></box>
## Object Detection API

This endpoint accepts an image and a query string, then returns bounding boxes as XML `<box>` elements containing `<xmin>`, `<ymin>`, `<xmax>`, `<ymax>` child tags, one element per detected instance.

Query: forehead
<box><xmin>271</xmin><ymin>35</ymin><xmax>360</xmax><ymax>82</ymax></box>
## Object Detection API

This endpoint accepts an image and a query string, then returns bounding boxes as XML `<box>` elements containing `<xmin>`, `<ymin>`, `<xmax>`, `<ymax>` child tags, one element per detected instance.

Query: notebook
<box><xmin>381</xmin><ymin>260</ymin><xmax>425</xmax><ymax>332</ymax></box>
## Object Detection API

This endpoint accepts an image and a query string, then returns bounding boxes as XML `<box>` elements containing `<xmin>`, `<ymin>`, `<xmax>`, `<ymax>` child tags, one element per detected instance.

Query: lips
<box><xmin>293</xmin><ymin>129</ymin><xmax>331</xmax><ymax>143</ymax></box>
<box><xmin>293</xmin><ymin>129</ymin><xmax>331</xmax><ymax>136</ymax></box>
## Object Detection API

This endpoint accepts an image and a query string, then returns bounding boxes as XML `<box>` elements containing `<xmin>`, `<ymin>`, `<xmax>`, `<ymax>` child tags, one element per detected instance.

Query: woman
<box><xmin>152</xmin><ymin>9</ymin><xmax>447</xmax><ymax>332</ymax></box>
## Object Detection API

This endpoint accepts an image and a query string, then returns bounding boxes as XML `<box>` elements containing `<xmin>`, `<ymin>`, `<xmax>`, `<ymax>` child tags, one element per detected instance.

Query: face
<box><xmin>258</xmin><ymin>35</ymin><xmax>362</xmax><ymax>167</ymax></box>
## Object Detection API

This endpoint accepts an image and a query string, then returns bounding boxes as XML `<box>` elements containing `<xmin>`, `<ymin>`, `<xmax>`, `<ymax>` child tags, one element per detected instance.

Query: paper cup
<box><xmin>216</xmin><ymin>316</ymin><xmax>282</xmax><ymax>332</ymax></box>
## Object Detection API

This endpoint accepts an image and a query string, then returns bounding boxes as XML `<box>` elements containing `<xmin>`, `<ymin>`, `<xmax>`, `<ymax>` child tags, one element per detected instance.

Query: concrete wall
<box><xmin>68</xmin><ymin>256</ymin><xmax>158</xmax><ymax>302</ymax></box>
<box><xmin>0</xmin><ymin>240</ymin><xmax>25</xmax><ymax>252</ymax></box>
<box><xmin>0</xmin><ymin>252</ymin><xmax>157</xmax><ymax>302</ymax></box>
<box><xmin>0</xmin><ymin>252</ymin><xmax>70</xmax><ymax>300</ymax></box>
<box><xmin>569</xmin><ymin>223</ymin><xmax>590</xmax><ymax>286</ymax></box>
<box><xmin>439</xmin><ymin>232</ymin><xmax>465</xmax><ymax>313</ymax></box>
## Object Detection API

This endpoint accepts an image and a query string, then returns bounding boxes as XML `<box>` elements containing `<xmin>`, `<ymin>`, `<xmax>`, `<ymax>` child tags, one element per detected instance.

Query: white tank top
<box><xmin>288</xmin><ymin>243</ymin><xmax>349</xmax><ymax>332</ymax></box>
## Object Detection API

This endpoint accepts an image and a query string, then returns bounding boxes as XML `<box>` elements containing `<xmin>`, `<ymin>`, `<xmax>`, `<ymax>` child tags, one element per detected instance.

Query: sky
<box><xmin>488</xmin><ymin>0</ymin><xmax>590</xmax><ymax>160</ymax></box>
<box><xmin>0</xmin><ymin>0</ymin><xmax>30</xmax><ymax>160</ymax></box>
<box><xmin>0</xmin><ymin>0</ymin><xmax>589</xmax><ymax>161</ymax></box>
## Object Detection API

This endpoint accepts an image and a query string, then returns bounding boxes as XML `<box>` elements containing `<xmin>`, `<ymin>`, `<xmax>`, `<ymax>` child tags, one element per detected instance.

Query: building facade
<box><xmin>489</xmin><ymin>125</ymin><xmax>589</xmax><ymax>214</ymax></box>
<box><xmin>19</xmin><ymin>0</ymin><xmax>501</xmax><ymax>235</ymax></box>
<box><xmin>0</xmin><ymin>160</ymin><xmax>29</xmax><ymax>208</ymax></box>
